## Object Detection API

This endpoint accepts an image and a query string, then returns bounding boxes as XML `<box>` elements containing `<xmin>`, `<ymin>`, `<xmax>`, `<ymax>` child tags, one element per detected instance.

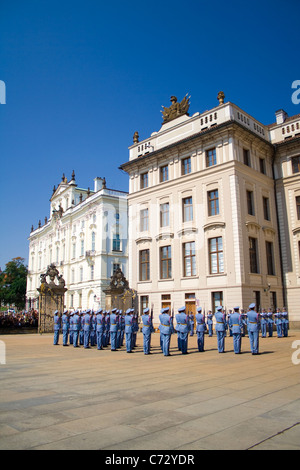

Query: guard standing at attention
<box><xmin>83</xmin><ymin>309</ymin><xmax>91</xmax><ymax>348</ymax></box>
<box><xmin>247</xmin><ymin>303</ymin><xmax>260</xmax><ymax>355</ymax></box>
<box><xmin>110</xmin><ymin>308</ymin><xmax>118</xmax><ymax>351</ymax></box>
<box><xmin>53</xmin><ymin>310</ymin><xmax>61</xmax><ymax>345</ymax></box>
<box><xmin>73</xmin><ymin>310</ymin><xmax>81</xmax><ymax>347</ymax></box>
<box><xmin>124</xmin><ymin>308</ymin><xmax>133</xmax><ymax>353</ymax></box>
<box><xmin>61</xmin><ymin>309</ymin><xmax>69</xmax><ymax>346</ymax></box>
<box><xmin>159</xmin><ymin>307</ymin><xmax>172</xmax><ymax>356</ymax></box>
<box><xmin>79</xmin><ymin>311</ymin><xmax>84</xmax><ymax>345</ymax></box>
<box><xmin>282</xmin><ymin>308</ymin><xmax>289</xmax><ymax>337</ymax></box>
<box><xmin>229</xmin><ymin>306</ymin><xmax>243</xmax><ymax>354</ymax></box>
<box><xmin>195</xmin><ymin>307</ymin><xmax>206</xmax><ymax>352</ymax></box>
<box><xmin>96</xmin><ymin>309</ymin><xmax>105</xmax><ymax>350</ymax></box>
<box><xmin>215</xmin><ymin>306</ymin><xmax>226</xmax><ymax>353</ymax></box>
<box><xmin>267</xmin><ymin>308</ymin><xmax>274</xmax><ymax>337</ymax></box>
<box><xmin>69</xmin><ymin>311</ymin><xmax>74</xmax><ymax>345</ymax></box>
<box><xmin>141</xmin><ymin>307</ymin><xmax>152</xmax><ymax>355</ymax></box>
<box><xmin>206</xmin><ymin>311</ymin><xmax>213</xmax><ymax>336</ymax></box>
<box><xmin>275</xmin><ymin>308</ymin><xmax>283</xmax><ymax>338</ymax></box>
<box><xmin>260</xmin><ymin>309</ymin><xmax>267</xmax><ymax>338</ymax></box>
<box><xmin>176</xmin><ymin>306</ymin><xmax>190</xmax><ymax>354</ymax></box>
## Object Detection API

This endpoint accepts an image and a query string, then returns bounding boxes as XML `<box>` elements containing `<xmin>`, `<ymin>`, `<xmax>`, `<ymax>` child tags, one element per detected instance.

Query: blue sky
<box><xmin>0</xmin><ymin>0</ymin><xmax>299</xmax><ymax>270</ymax></box>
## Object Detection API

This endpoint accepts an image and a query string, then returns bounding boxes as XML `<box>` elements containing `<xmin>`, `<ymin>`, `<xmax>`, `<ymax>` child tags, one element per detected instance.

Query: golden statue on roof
<box><xmin>161</xmin><ymin>94</ymin><xmax>190</xmax><ymax>123</ymax></box>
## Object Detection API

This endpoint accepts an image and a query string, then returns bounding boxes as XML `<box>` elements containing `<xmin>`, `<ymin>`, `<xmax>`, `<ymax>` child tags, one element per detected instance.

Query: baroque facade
<box><xmin>26</xmin><ymin>173</ymin><xmax>128</xmax><ymax>311</ymax></box>
<box><xmin>120</xmin><ymin>94</ymin><xmax>300</xmax><ymax>328</ymax></box>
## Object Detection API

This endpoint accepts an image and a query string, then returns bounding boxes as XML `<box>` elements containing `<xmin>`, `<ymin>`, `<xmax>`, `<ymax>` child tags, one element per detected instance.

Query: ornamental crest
<box><xmin>161</xmin><ymin>94</ymin><xmax>190</xmax><ymax>123</ymax></box>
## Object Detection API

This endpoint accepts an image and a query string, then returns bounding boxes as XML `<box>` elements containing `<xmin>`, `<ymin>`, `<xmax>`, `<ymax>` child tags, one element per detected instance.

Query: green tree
<box><xmin>0</xmin><ymin>257</ymin><xmax>28</xmax><ymax>309</ymax></box>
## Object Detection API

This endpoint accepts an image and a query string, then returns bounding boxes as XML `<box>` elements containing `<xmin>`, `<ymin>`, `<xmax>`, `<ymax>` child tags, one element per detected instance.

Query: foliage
<box><xmin>0</xmin><ymin>257</ymin><xmax>28</xmax><ymax>309</ymax></box>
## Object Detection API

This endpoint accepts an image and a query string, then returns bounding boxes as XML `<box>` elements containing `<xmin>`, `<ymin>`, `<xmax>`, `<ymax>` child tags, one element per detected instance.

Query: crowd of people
<box><xmin>0</xmin><ymin>309</ymin><xmax>38</xmax><ymax>330</ymax></box>
<box><xmin>52</xmin><ymin>304</ymin><xmax>289</xmax><ymax>357</ymax></box>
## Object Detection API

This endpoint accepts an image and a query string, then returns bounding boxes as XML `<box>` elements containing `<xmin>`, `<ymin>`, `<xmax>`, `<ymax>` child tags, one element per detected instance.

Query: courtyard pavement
<box><xmin>0</xmin><ymin>330</ymin><xmax>300</xmax><ymax>451</ymax></box>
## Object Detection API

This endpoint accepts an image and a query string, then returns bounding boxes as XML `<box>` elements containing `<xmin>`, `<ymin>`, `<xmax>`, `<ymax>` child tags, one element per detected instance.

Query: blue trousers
<box><xmin>197</xmin><ymin>331</ymin><xmax>205</xmax><ymax>352</ymax></box>
<box><xmin>268</xmin><ymin>323</ymin><xmax>273</xmax><ymax>337</ymax></box>
<box><xmin>73</xmin><ymin>330</ymin><xmax>79</xmax><ymax>347</ymax></box>
<box><xmin>110</xmin><ymin>331</ymin><xmax>117</xmax><ymax>350</ymax></box>
<box><xmin>84</xmin><ymin>330</ymin><xmax>90</xmax><ymax>348</ymax></box>
<box><xmin>261</xmin><ymin>323</ymin><xmax>267</xmax><ymax>337</ymax></box>
<box><xmin>125</xmin><ymin>332</ymin><xmax>132</xmax><ymax>352</ymax></box>
<box><xmin>179</xmin><ymin>332</ymin><xmax>188</xmax><ymax>354</ymax></box>
<box><xmin>161</xmin><ymin>333</ymin><xmax>171</xmax><ymax>356</ymax></box>
<box><xmin>143</xmin><ymin>333</ymin><xmax>151</xmax><ymax>354</ymax></box>
<box><xmin>216</xmin><ymin>330</ymin><xmax>225</xmax><ymax>352</ymax></box>
<box><xmin>62</xmin><ymin>329</ymin><xmax>68</xmax><ymax>346</ymax></box>
<box><xmin>53</xmin><ymin>329</ymin><xmax>60</xmax><ymax>345</ymax></box>
<box><xmin>208</xmin><ymin>324</ymin><xmax>213</xmax><ymax>336</ymax></box>
<box><xmin>96</xmin><ymin>330</ymin><xmax>104</xmax><ymax>349</ymax></box>
<box><xmin>277</xmin><ymin>324</ymin><xmax>282</xmax><ymax>338</ymax></box>
<box><xmin>232</xmin><ymin>333</ymin><xmax>241</xmax><ymax>354</ymax></box>
<box><xmin>249</xmin><ymin>330</ymin><xmax>259</xmax><ymax>354</ymax></box>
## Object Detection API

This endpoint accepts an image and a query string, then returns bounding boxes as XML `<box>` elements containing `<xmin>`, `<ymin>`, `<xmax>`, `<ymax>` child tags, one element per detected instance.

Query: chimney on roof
<box><xmin>275</xmin><ymin>109</ymin><xmax>288</xmax><ymax>125</ymax></box>
<box><xmin>94</xmin><ymin>177</ymin><xmax>105</xmax><ymax>192</ymax></box>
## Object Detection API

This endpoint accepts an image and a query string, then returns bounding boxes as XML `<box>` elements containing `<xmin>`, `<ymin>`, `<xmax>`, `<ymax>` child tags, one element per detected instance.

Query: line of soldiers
<box><xmin>53</xmin><ymin>308</ymin><xmax>139</xmax><ymax>352</ymax></box>
<box><xmin>53</xmin><ymin>304</ymin><xmax>289</xmax><ymax>357</ymax></box>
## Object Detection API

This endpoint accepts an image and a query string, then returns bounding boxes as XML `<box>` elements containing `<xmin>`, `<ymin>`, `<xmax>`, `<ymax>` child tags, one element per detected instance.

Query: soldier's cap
<box><xmin>178</xmin><ymin>306</ymin><xmax>185</xmax><ymax>312</ymax></box>
<box><xmin>164</xmin><ymin>307</ymin><xmax>170</xmax><ymax>312</ymax></box>
<box><xmin>63</xmin><ymin>309</ymin><xmax>68</xmax><ymax>314</ymax></box>
<box><xmin>119</xmin><ymin>310</ymin><xmax>123</xmax><ymax>314</ymax></box>
<box><xmin>143</xmin><ymin>308</ymin><xmax>149</xmax><ymax>313</ymax></box>
<box><xmin>160</xmin><ymin>308</ymin><xmax>165</xmax><ymax>313</ymax></box>
<box><xmin>126</xmin><ymin>308</ymin><xmax>131</xmax><ymax>314</ymax></box>
<box><xmin>249</xmin><ymin>303</ymin><xmax>255</xmax><ymax>309</ymax></box>
<box><xmin>54</xmin><ymin>310</ymin><xmax>59</xmax><ymax>314</ymax></box>
<box><xmin>234</xmin><ymin>306</ymin><xmax>240</xmax><ymax>310</ymax></box>
<box><xmin>111</xmin><ymin>308</ymin><xmax>117</xmax><ymax>312</ymax></box>
<box><xmin>86</xmin><ymin>309</ymin><xmax>91</xmax><ymax>313</ymax></box>
<box><xmin>96</xmin><ymin>309</ymin><xmax>102</xmax><ymax>314</ymax></box>
<box><xmin>197</xmin><ymin>307</ymin><xmax>202</xmax><ymax>312</ymax></box>
<box><xmin>217</xmin><ymin>306</ymin><xmax>223</xmax><ymax>311</ymax></box>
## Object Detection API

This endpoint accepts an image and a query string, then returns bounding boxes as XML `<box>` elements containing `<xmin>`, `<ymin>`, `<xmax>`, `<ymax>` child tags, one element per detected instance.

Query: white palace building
<box><xmin>26</xmin><ymin>92</ymin><xmax>300</xmax><ymax>328</ymax></box>
<box><xmin>26</xmin><ymin>172</ymin><xmax>128</xmax><ymax>312</ymax></box>
<box><xmin>119</xmin><ymin>92</ymin><xmax>300</xmax><ymax>329</ymax></box>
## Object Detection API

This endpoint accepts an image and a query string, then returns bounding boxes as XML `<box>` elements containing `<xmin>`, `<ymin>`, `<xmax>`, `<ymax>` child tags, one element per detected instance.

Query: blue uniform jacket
<box><xmin>73</xmin><ymin>313</ymin><xmax>81</xmax><ymax>331</ymax></box>
<box><xmin>247</xmin><ymin>310</ymin><xmax>259</xmax><ymax>332</ymax></box>
<box><xmin>229</xmin><ymin>312</ymin><xmax>242</xmax><ymax>334</ymax></box>
<box><xmin>176</xmin><ymin>313</ymin><xmax>190</xmax><ymax>333</ymax></box>
<box><xmin>215</xmin><ymin>312</ymin><xmax>226</xmax><ymax>331</ymax></box>
<box><xmin>195</xmin><ymin>313</ymin><xmax>206</xmax><ymax>332</ymax></box>
<box><xmin>141</xmin><ymin>314</ymin><xmax>152</xmax><ymax>335</ymax></box>
<box><xmin>110</xmin><ymin>313</ymin><xmax>118</xmax><ymax>332</ymax></box>
<box><xmin>124</xmin><ymin>314</ymin><xmax>133</xmax><ymax>333</ymax></box>
<box><xmin>159</xmin><ymin>313</ymin><xmax>172</xmax><ymax>335</ymax></box>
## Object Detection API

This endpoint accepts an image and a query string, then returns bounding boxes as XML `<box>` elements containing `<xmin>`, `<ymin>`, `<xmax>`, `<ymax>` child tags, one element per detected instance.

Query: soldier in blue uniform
<box><xmin>229</xmin><ymin>306</ymin><xmax>243</xmax><ymax>354</ymax></box>
<box><xmin>96</xmin><ymin>309</ymin><xmax>105</xmax><ymax>350</ymax></box>
<box><xmin>53</xmin><ymin>310</ymin><xmax>61</xmax><ymax>345</ymax></box>
<box><xmin>214</xmin><ymin>306</ymin><xmax>226</xmax><ymax>353</ymax></box>
<box><xmin>69</xmin><ymin>311</ymin><xmax>74</xmax><ymax>345</ymax></box>
<box><xmin>206</xmin><ymin>311</ymin><xmax>213</xmax><ymax>336</ymax></box>
<box><xmin>247</xmin><ymin>303</ymin><xmax>260</xmax><ymax>355</ymax></box>
<box><xmin>275</xmin><ymin>308</ymin><xmax>283</xmax><ymax>338</ymax></box>
<box><xmin>189</xmin><ymin>312</ymin><xmax>195</xmax><ymax>336</ymax></box>
<box><xmin>120</xmin><ymin>310</ymin><xmax>125</xmax><ymax>347</ymax></box>
<box><xmin>176</xmin><ymin>306</ymin><xmax>190</xmax><ymax>354</ymax></box>
<box><xmin>159</xmin><ymin>307</ymin><xmax>173</xmax><ymax>356</ymax></box>
<box><xmin>79</xmin><ymin>311</ymin><xmax>84</xmax><ymax>345</ymax></box>
<box><xmin>240</xmin><ymin>309</ymin><xmax>247</xmax><ymax>337</ymax></box>
<box><xmin>282</xmin><ymin>308</ymin><xmax>289</xmax><ymax>337</ymax></box>
<box><xmin>110</xmin><ymin>308</ymin><xmax>118</xmax><ymax>351</ymax></box>
<box><xmin>195</xmin><ymin>307</ymin><xmax>206</xmax><ymax>352</ymax></box>
<box><xmin>104</xmin><ymin>311</ymin><xmax>110</xmax><ymax>347</ymax></box>
<box><xmin>267</xmin><ymin>308</ymin><xmax>274</xmax><ymax>337</ymax></box>
<box><xmin>260</xmin><ymin>309</ymin><xmax>267</xmax><ymax>338</ymax></box>
<box><xmin>124</xmin><ymin>308</ymin><xmax>133</xmax><ymax>353</ymax></box>
<box><xmin>73</xmin><ymin>310</ymin><xmax>81</xmax><ymax>347</ymax></box>
<box><xmin>132</xmin><ymin>309</ymin><xmax>138</xmax><ymax>348</ymax></box>
<box><xmin>141</xmin><ymin>307</ymin><xmax>153</xmax><ymax>355</ymax></box>
<box><xmin>83</xmin><ymin>309</ymin><xmax>91</xmax><ymax>348</ymax></box>
<box><xmin>61</xmin><ymin>309</ymin><xmax>69</xmax><ymax>346</ymax></box>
